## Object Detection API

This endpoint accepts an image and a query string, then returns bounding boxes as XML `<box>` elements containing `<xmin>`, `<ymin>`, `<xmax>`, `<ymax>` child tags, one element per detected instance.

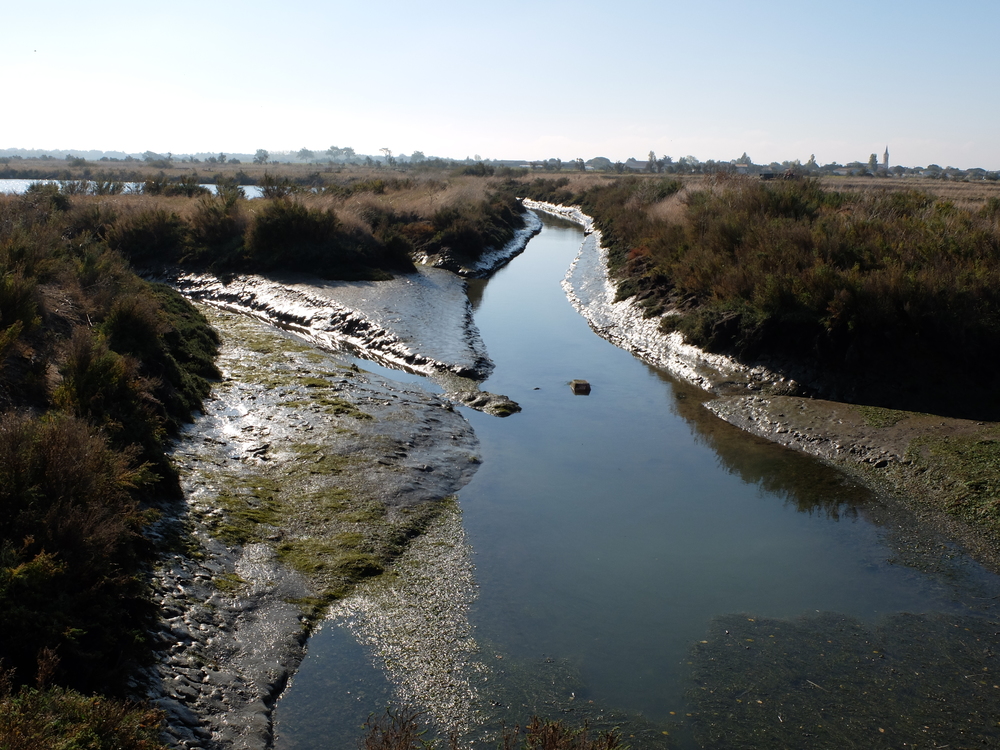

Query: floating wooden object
<box><xmin>570</xmin><ymin>379</ymin><xmax>591</xmax><ymax>395</ymax></box>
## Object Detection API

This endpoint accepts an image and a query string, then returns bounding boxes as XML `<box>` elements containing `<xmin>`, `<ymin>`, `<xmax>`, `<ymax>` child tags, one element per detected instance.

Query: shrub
<box><xmin>244</xmin><ymin>198</ymin><xmax>342</xmax><ymax>270</ymax></box>
<box><xmin>53</xmin><ymin>327</ymin><xmax>164</xmax><ymax>459</ymax></box>
<box><xmin>21</xmin><ymin>182</ymin><xmax>70</xmax><ymax>212</ymax></box>
<box><xmin>0</xmin><ymin>270</ymin><xmax>39</xmax><ymax>333</ymax></box>
<box><xmin>188</xmin><ymin>189</ymin><xmax>247</xmax><ymax>265</ymax></box>
<box><xmin>0</xmin><ymin>412</ymin><xmax>154</xmax><ymax>692</ymax></box>
<box><xmin>0</xmin><ymin>674</ymin><xmax>167</xmax><ymax>750</ymax></box>
<box><xmin>258</xmin><ymin>172</ymin><xmax>296</xmax><ymax>199</ymax></box>
<box><xmin>105</xmin><ymin>208</ymin><xmax>187</xmax><ymax>266</ymax></box>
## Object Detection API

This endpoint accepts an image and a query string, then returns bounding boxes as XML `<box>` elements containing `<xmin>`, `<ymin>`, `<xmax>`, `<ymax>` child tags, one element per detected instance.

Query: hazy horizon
<box><xmin>6</xmin><ymin>1</ymin><xmax>999</xmax><ymax>170</ymax></box>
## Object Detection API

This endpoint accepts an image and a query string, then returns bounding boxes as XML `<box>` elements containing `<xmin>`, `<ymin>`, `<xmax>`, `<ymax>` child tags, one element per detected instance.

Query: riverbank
<box><xmin>161</xmin><ymin>209</ymin><xmax>540</xmax><ymax>418</ymax></box>
<box><xmin>146</xmin><ymin>210</ymin><xmax>546</xmax><ymax>748</ymax></box>
<box><xmin>144</xmin><ymin>307</ymin><xmax>481</xmax><ymax>749</ymax></box>
<box><xmin>528</xmin><ymin>199</ymin><xmax>1000</xmax><ymax>574</ymax></box>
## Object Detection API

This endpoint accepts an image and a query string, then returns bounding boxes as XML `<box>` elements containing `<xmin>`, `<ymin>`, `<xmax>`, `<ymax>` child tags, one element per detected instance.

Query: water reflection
<box><xmin>663</xmin><ymin>375</ymin><xmax>866</xmax><ymax>520</ymax></box>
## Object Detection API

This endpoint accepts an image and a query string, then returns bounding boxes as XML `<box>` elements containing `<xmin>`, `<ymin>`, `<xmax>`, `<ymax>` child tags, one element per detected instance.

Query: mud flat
<box><xmin>143</xmin><ymin>307</ymin><xmax>481</xmax><ymax>750</ymax></box>
<box><xmin>162</xmin><ymin>212</ymin><xmax>540</xmax><ymax>418</ymax></box>
<box><xmin>527</xmin><ymin>199</ymin><xmax>1000</xmax><ymax>573</ymax></box>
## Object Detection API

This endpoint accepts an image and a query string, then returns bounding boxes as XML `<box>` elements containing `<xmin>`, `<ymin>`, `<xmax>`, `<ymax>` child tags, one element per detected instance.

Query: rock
<box><xmin>447</xmin><ymin>390</ymin><xmax>521</xmax><ymax>417</ymax></box>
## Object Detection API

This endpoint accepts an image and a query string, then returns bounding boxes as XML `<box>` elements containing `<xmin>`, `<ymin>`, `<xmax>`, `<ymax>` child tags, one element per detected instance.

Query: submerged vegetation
<box><xmin>687</xmin><ymin>610</ymin><xmax>1000</xmax><ymax>749</ymax></box>
<box><xmin>511</xmin><ymin>174</ymin><xmax>1000</xmax><ymax>419</ymax></box>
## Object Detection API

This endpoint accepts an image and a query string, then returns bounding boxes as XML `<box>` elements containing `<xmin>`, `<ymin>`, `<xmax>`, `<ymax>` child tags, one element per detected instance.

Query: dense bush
<box><xmin>0</xmin><ymin>672</ymin><xmax>168</xmax><ymax>750</ymax></box>
<box><xmin>0</xmin><ymin>412</ymin><xmax>155</xmax><ymax>692</ymax></box>
<box><xmin>514</xmin><ymin>174</ymin><xmax>1000</xmax><ymax>417</ymax></box>
<box><xmin>0</xmin><ymin>192</ymin><xmax>221</xmax><ymax>694</ymax></box>
<box><xmin>105</xmin><ymin>208</ymin><xmax>187</xmax><ymax>266</ymax></box>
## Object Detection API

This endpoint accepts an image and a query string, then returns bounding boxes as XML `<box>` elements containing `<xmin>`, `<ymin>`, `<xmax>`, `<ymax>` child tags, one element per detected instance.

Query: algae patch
<box><xmin>856</xmin><ymin>405</ymin><xmax>912</xmax><ymax>429</ymax></box>
<box><xmin>907</xmin><ymin>427</ymin><xmax>1000</xmax><ymax>526</ymax></box>
<box><xmin>181</xmin><ymin>305</ymin><xmax>480</xmax><ymax>619</ymax></box>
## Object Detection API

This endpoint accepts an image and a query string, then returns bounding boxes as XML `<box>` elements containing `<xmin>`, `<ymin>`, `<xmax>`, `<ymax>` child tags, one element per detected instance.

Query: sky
<box><xmin>4</xmin><ymin>0</ymin><xmax>999</xmax><ymax>169</ymax></box>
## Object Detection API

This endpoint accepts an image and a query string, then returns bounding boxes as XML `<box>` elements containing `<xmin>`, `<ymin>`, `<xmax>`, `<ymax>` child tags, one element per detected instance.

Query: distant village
<box><xmin>1</xmin><ymin>146</ymin><xmax>998</xmax><ymax>182</ymax></box>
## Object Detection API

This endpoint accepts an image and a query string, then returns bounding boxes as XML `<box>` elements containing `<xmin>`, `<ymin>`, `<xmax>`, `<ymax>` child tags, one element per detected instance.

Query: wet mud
<box><xmin>145</xmin><ymin>307</ymin><xmax>480</xmax><ymax>749</ymax></box>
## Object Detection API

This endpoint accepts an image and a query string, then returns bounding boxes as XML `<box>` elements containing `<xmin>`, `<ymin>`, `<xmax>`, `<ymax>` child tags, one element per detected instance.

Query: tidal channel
<box><xmin>274</xmin><ymin>213</ymin><xmax>1000</xmax><ymax>748</ymax></box>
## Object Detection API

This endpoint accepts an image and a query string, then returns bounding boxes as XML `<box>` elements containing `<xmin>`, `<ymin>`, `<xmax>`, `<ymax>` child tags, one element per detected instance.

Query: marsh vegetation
<box><xmin>510</xmin><ymin>174</ymin><xmax>1000</xmax><ymax>420</ymax></box>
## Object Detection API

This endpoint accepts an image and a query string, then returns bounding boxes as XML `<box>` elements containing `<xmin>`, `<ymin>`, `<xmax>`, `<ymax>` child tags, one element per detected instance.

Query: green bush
<box><xmin>0</xmin><ymin>412</ymin><xmax>154</xmax><ymax>692</ymax></box>
<box><xmin>0</xmin><ymin>674</ymin><xmax>167</xmax><ymax>750</ymax></box>
<box><xmin>105</xmin><ymin>208</ymin><xmax>187</xmax><ymax>266</ymax></box>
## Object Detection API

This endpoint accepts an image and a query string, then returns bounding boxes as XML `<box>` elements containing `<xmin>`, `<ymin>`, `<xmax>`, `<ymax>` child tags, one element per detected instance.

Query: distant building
<box><xmin>882</xmin><ymin>146</ymin><xmax>889</xmax><ymax>172</ymax></box>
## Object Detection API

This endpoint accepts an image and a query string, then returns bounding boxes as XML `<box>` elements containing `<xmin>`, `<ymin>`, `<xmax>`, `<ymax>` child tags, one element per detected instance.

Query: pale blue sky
<box><xmin>5</xmin><ymin>1</ymin><xmax>999</xmax><ymax>168</ymax></box>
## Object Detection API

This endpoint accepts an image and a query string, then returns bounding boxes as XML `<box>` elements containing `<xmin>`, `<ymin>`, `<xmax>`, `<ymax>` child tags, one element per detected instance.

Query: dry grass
<box><xmin>819</xmin><ymin>175</ymin><xmax>1000</xmax><ymax>210</ymax></box>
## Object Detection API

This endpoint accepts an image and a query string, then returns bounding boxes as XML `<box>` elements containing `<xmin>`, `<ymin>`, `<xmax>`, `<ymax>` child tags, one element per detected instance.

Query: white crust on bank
<box><xmin>522</xmin><ymin>199</ymin><xmax>780</xmax><ymax>393</ymax></box>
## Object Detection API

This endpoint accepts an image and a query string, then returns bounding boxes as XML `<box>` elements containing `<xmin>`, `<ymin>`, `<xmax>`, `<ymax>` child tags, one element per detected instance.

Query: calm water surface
<box><xmin>276</xmin><ymin>214</ymin><xmax>1000</xmax><ymax>746</ymax></box>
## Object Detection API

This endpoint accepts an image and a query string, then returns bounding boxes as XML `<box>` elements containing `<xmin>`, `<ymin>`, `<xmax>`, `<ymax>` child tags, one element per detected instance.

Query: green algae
<box><xmin>906</xmin><ymin>427</ymin><xmax>1000</xmax><ymax>528</ymax></box>
<box><xmin>856</xmin><ymin>405</ymin><xmax>912</xmax><ymax>429</ymax></box>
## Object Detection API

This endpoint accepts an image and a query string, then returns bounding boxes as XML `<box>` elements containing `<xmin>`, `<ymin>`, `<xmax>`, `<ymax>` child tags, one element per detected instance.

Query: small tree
<box><xmin>298</xmin><ymin>147</ymin><xmax>315</xmax><ymax>161</ymax></box>
<box><xmin>410</xmin><ymin>150</ymin><xmax>426</xmax><ymax>163</ymax></box>
<box><xmin>868</xmin><ymin>153</ymin><xmax>878</xmax><ymax>172</ymax></box>
<box><xmin>647</xmin><ymin>151</ymin><xmax>657</xmax><ymax>172</ymax></box>
<box><xmin>253</xmin><ymin>149</ymin><xmax>270</xmax><ymax>165</ymax></box>
<box><xmin>218</xmin><ymin>153</ymin><xmax>227</xmax><ymax>164</ymax></box>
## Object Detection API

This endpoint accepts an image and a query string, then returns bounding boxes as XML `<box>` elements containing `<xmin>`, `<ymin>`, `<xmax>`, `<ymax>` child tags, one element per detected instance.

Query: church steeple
<box><xmin>883</xmin><ymin>145</ymin><xmax>889</xmax><ymax>171</ymax></box>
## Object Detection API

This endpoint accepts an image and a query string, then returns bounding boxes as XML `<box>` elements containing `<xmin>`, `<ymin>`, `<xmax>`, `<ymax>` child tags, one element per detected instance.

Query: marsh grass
<box><xmin>906</xmin><ymin>427</ymin><xmax>1000</xmax><ymax>527</ymax></box>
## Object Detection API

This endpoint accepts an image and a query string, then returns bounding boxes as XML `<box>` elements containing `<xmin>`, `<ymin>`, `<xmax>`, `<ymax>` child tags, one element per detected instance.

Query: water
<box><xmin>0</xmin><ymin>178</ymin><xmax>264</xmax><ymax>198</ymax></box>
<box><xmin>275</xmin><ymin>214</ymin><xmax>1000</xmax><ymax>746</ymax></box>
